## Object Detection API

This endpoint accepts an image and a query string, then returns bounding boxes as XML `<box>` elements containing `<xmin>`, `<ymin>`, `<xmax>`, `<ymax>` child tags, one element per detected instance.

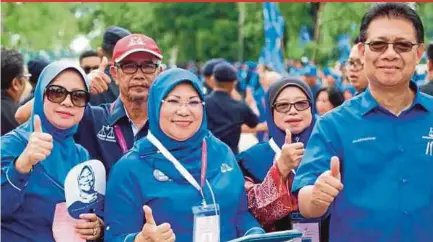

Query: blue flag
<box><xmin>337</xmin><ymin>34</ymin><xmax>351</xmax><ymax>63</ymax></box>
<box><xmin>260</xmin><ymin>2</ymin><xmax>286</xmax><ymax>74</ymax></box>
<box><xmin>299</xmin><ymin>25</ymin><xmax>312</xmax><ymax>47</ymax></box>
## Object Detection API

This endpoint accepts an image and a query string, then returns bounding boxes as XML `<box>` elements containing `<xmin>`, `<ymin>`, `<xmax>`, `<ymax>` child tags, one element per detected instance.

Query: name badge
<box><xmin>291</xmin><ymin>212</ymin><xmax>320</xmax><ymax>242</ymax></box>
<box><xmin>192</xmin><ymin>204</ymin><xmax>220</xmax><ymax>242</ymax></box>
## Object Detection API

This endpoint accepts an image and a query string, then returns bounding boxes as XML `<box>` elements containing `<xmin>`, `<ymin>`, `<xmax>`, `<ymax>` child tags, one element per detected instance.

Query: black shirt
<box><xmin>420</xmin><ymin>80</ymin><xmax>433</xmax><ymax>96</ymax></box>
<box><xmin>1</xmin><ymin>92</ymin><xmax>19</xmax><ymax>136</ymax></box>
<box><xmin>205</xmin><ymin>91</ymin><xmax>259</xmax><ymax>154</ymax></box>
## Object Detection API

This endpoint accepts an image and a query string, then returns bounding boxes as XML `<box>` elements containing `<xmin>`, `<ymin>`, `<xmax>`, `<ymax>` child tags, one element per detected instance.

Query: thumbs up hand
<box><xmin>311</xmin><ymin>156</ymin><xmax>343</xmax><ymax>208</ymax></box>
<box><xmin>276</xmin><ymin>129</ymin><xmax>304</xmax><ymax>178</ymax></box>
<box><xmin>15</xmin><ymin>115</ymin><xmax>54</xmax><ymax>174</ymax></box>
<box><xmin>89</xmin><ymin>56</ymin><xmax>112</xmax><ymax>95</ymax></box>
<box><xmin>135</xmin><ymin>205</ymin><xmax>176</xmax><ymax>242</ymax></box>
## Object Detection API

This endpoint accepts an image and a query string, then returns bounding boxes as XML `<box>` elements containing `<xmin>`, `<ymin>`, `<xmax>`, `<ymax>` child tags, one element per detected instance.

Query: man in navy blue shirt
<box><xmin>293</xmin><ymin>3</ymin><xmax>433</xmax><ymax>242</ymax></box>
<box><xmin>205</xmin><ymin>62</ymin><xmax>259</xmax><ymax>154</ymax></box>
<box><xmin>75</xmin><ymin>34</ymin><xmax>163</xmax><ymax>175</ymax></box>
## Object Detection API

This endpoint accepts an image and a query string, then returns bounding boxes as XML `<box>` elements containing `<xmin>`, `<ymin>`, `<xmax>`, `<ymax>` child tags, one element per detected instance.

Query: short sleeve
<box><xmin>292</xmin><ymin>116</ymin><xmax>342</xmax><ymax>193</ymax></box>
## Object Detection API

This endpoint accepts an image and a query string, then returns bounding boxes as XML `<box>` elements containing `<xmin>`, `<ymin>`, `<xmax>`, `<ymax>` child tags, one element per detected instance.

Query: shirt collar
<box><xmin>1</xmin><ymin>91</ymin><xmax>14</xmax><ymax>101</ymax></box>
<box><xmin>415</xmin><ymin>85</ymin><xmax>433</xmax><ymax>113</ymax></box>
<box><xmin>107</xmin><ymin>98</ymin><xmax>127</xmax><ymax>126</ymax></box>
<box><xmin>360</xmin><ymin>81</ymin><xmax>433</xmax><ymax>116</ymax></box>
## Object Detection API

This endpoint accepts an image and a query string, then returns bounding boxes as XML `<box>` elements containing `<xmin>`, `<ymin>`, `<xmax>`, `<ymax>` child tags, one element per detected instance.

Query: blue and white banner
<box><xmin>260</xmin><ymin>2</ymin><xmax>286</xmax><ymax>74</ymax></box>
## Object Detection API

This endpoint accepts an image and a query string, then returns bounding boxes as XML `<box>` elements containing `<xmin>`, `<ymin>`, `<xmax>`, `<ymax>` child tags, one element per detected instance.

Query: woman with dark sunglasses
<box><xmin>1</xmin><ymin>62</ymin><xmax>103</xmax><ymax>241</ymax></box>
<box><xmin>237</xmin><ymin>77</ymin><xmax>329</xmax><ymax>240</ymax></box>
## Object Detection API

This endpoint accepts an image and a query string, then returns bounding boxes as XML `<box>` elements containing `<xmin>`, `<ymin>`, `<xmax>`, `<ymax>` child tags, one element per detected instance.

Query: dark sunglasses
<box><xmin>116</xmin><ymin>61</ymin><xmax>158</xmax><ymax>75</ymax></box>
<box><xmin>364</xmin><ymin>40</ymin><xmax>418</xmax><ymax>53</ymax></box>
<box><xmin>82</xmin><ymin>66</ymin><xmax>99</xmax><ymax>74</ymax></box>
<box><xmin>273</xmin><ymin>100</ymin><xmax>311</xmax><ymax>113</ymax></box>
<box><xmin>44</xmin><ymin>85</ymin><xmax>90</xmax><ymax>107</ymax></box>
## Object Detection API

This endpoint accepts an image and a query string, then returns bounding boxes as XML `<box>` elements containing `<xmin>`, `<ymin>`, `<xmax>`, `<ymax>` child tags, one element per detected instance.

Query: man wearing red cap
<box><xmin>15</xmin><ymin>34</ymin><xmax>163</xmax><ymax>175</ymax></box>
<box><xmin>75</xmin><ymin>34</ymin><xmax>163</xmax><ymax>175</ymax></box>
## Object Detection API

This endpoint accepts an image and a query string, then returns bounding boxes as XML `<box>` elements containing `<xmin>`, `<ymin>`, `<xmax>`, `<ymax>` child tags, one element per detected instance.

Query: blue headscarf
<box><xmin>2</xmin><ymin>61</ymin><xmax>90</xmax><ymax>185</ymax></box>
<box><xmin>237</xmin><ymin>77</ymin><xmax>317</xmax><ymax>182</ymax></box>
<box><xmin>266</xmin><ymin>77</ymin><xmax>317</xmax><ymax>147</ymax></box>
<box><xmin>136</xmin><ymin>68</ymin><xmax>226</xmax><ymax>181</ymax></box>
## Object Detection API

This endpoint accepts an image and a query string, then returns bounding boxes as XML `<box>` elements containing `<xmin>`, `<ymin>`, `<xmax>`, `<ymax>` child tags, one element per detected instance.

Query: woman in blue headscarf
<box><xmin>237</xmin><ymin>77</ymin><xmax>318</xmax><ymax>232</ymax></box>
<box><xmin>104</xmin><ymin>68</ymin><xmax>263</xmax><ymax>242</ymax></box>
<box><xmin>1</xmin><ymin>61</ymin><xmax>104</xmax><ymax>241</ymax></box>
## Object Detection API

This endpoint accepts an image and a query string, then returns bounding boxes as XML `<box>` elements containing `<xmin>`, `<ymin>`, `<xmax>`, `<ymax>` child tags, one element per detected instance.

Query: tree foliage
<box><xmin>2</xmin><ymin>2</ymin><xmax>432</xmax><ymax>65</ymax></box>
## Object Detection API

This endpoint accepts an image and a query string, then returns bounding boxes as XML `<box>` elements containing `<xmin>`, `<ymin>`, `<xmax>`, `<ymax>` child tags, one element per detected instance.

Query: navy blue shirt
<box><xmin>205</xmin><ymin>91</ymin><xmax>259</xmax><ymax>154</ymax></box>
<box><xmin>74</xmin><ymin>98</ymin><xmax>148</xmax><ymax>176</ymax></box>
<box><xmin>292</xmin><ymin>82</ymin><xmax>433</xmax><ymax>242</ymax></box>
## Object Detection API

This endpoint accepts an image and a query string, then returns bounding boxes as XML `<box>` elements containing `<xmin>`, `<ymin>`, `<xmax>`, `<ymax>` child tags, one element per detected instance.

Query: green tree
<box><xmin>2</xmin><ymin>2</ymin><xmax>79</xmax><ymax>50</ymax></box>
<box><xmin>2</xmin><ymin>2</ymin><xmax>433</xmax><ymax>65</ymax></box>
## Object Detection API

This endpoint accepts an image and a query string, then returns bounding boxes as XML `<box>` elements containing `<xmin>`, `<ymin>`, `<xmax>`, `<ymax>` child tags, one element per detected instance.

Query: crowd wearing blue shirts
<box><xmin>2</xmin><ymin>2</ymin><xmax>433</xmax><ymax>242</ymax></box>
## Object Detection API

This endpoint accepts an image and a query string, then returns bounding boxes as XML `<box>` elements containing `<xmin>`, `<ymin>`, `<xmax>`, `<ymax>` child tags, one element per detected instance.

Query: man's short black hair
<box><xmin>427</xmin><ymin>42</ymin><xmax>433</xmax><ymax>62</ymax></box>
<box><xmin>359</xmin><ymin>3</ymin><xmax>424</xmax><ymax>44</ymax></box>
<box><xmin>1</xmin><ymin>48</ymin><xmax>24</xmax><ymax>90</ymax></box>
<box><xmin>79</xmin><ymin>50</ymin><xmax>100</xmax><ymax>64</ymax></box>
<box><xmin>27</xmin><ymin>57</ymin><xmax>50</xmax><ymax>87</ymax></box>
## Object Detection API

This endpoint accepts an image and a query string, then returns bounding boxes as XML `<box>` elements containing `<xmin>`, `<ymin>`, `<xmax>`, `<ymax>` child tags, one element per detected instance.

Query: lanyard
<box><xmin>110</xmin><ymin>102</ymin><xmax>128</xmax><ymax>154</ymax></box>
<box><xmin>147</xmin><ymin>131</ymin><xmax>207</xmax><ymax>200</ymax></box>
<box><xmin>268</xmin><ymin>138</ymin><xmax>281</xmax><ymax>154</ymax></box>
<box><xmin>268</xmin><ymin>138</ymin><xmax>296</xmax><ymax>175</ymax></box>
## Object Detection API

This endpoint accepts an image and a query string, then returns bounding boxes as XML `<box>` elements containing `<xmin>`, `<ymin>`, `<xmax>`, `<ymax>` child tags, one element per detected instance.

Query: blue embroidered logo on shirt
<box><xmin>422</xmin><ymin>127</ymin><xmax>433</xmax><ymax>156</ymax></box>
<box><xmin>352</xmin><ymin>137</ymin><xmax>377</xmax><ymax>144</ymax></box>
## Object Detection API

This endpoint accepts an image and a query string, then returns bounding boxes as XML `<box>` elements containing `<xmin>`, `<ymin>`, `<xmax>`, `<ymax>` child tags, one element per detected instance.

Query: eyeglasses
<box><xmin>273</xmin><ymin>100</ymin><xmax>311</xmax><ymax>113</ymax></box>
<box><xmin>346</xmin><ymin>59</ymin><xmax>363</xmax><ymax>71</ymax></box>
<box><xmin>44</xmin><ymin>85</ymin><xmax>90</xmax><ymax>107</ymax></box>
<box><xmin>364</xmin><ymin>40</ymin><xmax>418</xmax><ymax>53</ymax></box>
<box><xmin>161</xmin><ymin>99</ymin><xmax>205</xmax><ymax>111</ymax></box>
<box><xmin>19</xmin><ymin>73</ymin><xmax>32</xmax><ymax>80</ymax></box>
<box><xmin>82</xmin><ymin>66</ymin><xmax>99</xmax><ymax>74</ymax></box>
<box><xmin>116</xmin><ymin>61</ymin><xmax>158</xmax><ymax>74</ymax></box>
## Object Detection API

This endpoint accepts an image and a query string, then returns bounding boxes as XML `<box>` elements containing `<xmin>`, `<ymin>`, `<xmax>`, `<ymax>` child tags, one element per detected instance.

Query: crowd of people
<box><xmin>1</xmin><ymin>2</ymin><xmax>433</xmax><ymax>242</ymax></box>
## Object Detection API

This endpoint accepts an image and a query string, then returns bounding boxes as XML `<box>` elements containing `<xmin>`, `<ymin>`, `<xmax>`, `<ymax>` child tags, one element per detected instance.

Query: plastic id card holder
<box><xmin>290</xmin><ymin>212</ymin><xmax>320</xmax><ymax>242</ymax></box>
<box><xmin>192</xmin><ymin>204</ymin><xmax>220</xmax><ymax>242</ymax></box>
<box><xmin>227</xmin><ymin>230</ymin><xmax>303</xmax><ymax>242</ymax></box>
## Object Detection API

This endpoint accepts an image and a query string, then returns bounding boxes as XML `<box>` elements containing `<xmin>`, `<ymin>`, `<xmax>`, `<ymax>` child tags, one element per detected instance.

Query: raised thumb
<box><xmin>99</xmin><ymin>56</ymin><xmax>108</xmax><ymax>73</ymax></box>
<box><xmin>33</xmin><ymin>115</ymin><xmax>42</xmax><ymax>133</ymax></box>
<box><xmin>285</xmin><ymin>129</ymin><xmax>292</xmax><ymax>144</ymax></box>
<box><xmin>143</xmin><ymin>205</ymin><xmax>156</xmax><ymax>225</ymax></box>
<box><xmin>330</xmin><ymin>156</ymin><xmax>341</xmax><ymax>179</ymax></box>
